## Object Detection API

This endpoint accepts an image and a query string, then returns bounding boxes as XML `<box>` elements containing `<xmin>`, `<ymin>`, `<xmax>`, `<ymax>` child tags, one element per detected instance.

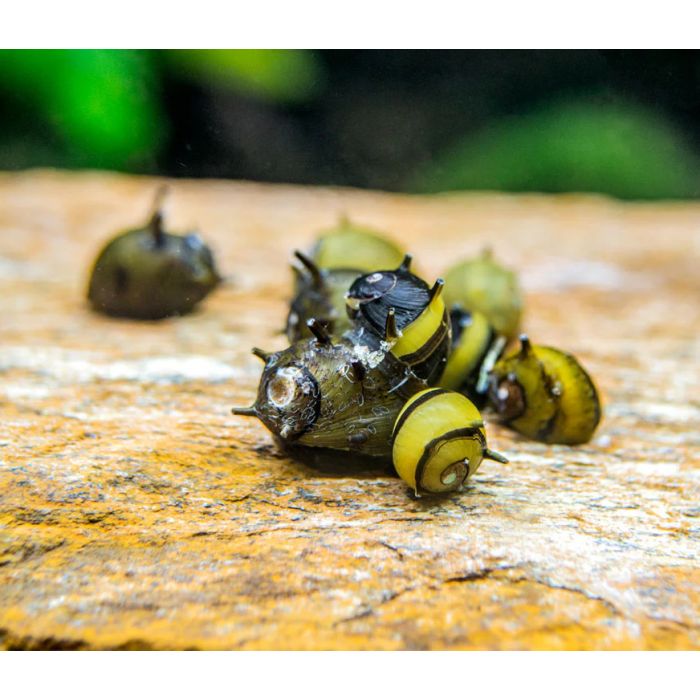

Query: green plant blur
<box><xmin>0</xmin><ymin>49</ymin><xmax>698</xmax><ymax>199</ymax></box>
<box><xmin>415</xmin><ymin>98</ymin><xmax>700</xmax><ymax>199</ymax></box>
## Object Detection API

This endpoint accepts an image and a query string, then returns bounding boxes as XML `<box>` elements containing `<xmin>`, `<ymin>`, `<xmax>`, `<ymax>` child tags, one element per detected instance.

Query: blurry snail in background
<box><xmin>87</xmin><ymin>187</ymin><xmax>221</xmax><ymax>320</ymax></box>
<box><xmin>392</xmin><ymin>388</ymin><xmax>508</xmax><ymax>496</ymax></box>
<box><xmin>310</xmin><ymin>215</ymin><xmax>405</xmax><ymax>272</ymax></box>
<box><xmin>345</xmin><ymin>255</ymin><xmax>451</xmax><ymax>386</ymax></box>
<box><xmin>488</xmin><ymin>335</ymin><xmax>601</xmax><ymax>445</ymax></box>
<box><xmin>442</xmin><ymin>248</ymin><xmax>523</xmax><ymax>340</ymax></box>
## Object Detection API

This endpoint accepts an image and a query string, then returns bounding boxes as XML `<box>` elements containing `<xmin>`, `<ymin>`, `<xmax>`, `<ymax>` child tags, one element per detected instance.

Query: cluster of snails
<box><xmin>86</xmin><ymin>191</ymin><xmax>601</xmax><ymax>497</ymax></box>
<box><xmin>232</xmin><ymin>218</ymin><xmax>602</xmax><ymax>496</ymax></box>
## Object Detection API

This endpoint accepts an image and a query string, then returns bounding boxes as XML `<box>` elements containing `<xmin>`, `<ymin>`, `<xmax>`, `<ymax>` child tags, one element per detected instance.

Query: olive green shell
<box><xmin>238</xmin><ymin>333</ymin><xmax>425</xmax><ymax>458</ymax></box>
<box><xmin>287</xmin><ymin>267</ymin><xmax>360</xmax><ymax>343</ymax></box>
<box><xmin>442</xmin><ymin>249</ymin><xmax>523</xmax><ymax>339</ymax></box>
<box><xmin>310</xmin><ymin>217</ymin><xmax>405</xmax><ymax>272</ymax></box>
<box><xmin>87</xmin><ymin>222</ymin><xmax>220</xmax><ymax>320</ymax></box>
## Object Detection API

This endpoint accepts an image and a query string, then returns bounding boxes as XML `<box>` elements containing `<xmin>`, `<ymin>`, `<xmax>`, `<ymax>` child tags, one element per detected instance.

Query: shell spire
<box><xmin>148</xmin><ymin>184</ymin><xmax>169</xmax><ymax>248</ymax></box>
<box><xmin>293</xmin><ymin>250</ymin><xmax>324</xmax><ymax>289</ymax></box>
<box><xmin>231</xmin><ymin>405</ymin><xmax>257</xmax><ymax>417</ymax></box>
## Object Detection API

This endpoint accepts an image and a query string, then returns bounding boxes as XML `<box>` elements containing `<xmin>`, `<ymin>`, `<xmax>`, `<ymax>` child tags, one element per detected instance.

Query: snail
<box><xmin>233</xmin><ymin>318</ymin><xmax>425</xmax><ymax>458</ymax></box>
<box><xmin>345</xmin><ymin>255</ymin><xmax>451</xmax><ymax>385</ymax></box>
<box><xmin>442</xmin><ymin>248</ymin><xmax>523</xmax><ymax>339</ymax></box>
<box><xmin>87</xmin><ymin>187</ymin><xmax>221</xmax><ymax>319</ymax></box>
<box><xmin>438</xmin><ymin>307</ymin><xmax>507</xmax><ymax>405</ymax></box>
<box><xmin>310</xmin><ymin>215</ymin><xmax>405</xmax><ymax>272</ymax></box>
<box><xmin>392</xmin><ymin>388</ymin><xmax>508</xmax><ymax>496</ymax></box>
<box><xmin>286</xmin><ymin>250</ymin><xmax>360</xmax><ymax>342</ymax></box>
<box><xmin>488</xmin><ymin>335</ymin><xmax>601</xmax><ymax>445</ymax></box>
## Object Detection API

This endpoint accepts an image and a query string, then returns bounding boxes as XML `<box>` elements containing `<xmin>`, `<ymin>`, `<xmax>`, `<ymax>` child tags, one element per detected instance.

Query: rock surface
<box><xmin>1</xmin><ymin>170</ymin><xmax>699</xmax><ymax>650</ymax></box>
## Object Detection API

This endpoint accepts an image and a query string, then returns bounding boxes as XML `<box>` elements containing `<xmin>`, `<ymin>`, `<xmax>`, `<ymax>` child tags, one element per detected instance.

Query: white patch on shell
<box><xmin>352</xmin><ymin>343</ymin><xmax>386</xmax><ymax>370</ymax></box>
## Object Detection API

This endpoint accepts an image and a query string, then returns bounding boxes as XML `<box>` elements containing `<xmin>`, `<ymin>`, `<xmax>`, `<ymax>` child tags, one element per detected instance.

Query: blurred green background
<box><xmin>1</xmin><ymin>49</ymin><xmax>699</xmax><ymax>199</ymax></box>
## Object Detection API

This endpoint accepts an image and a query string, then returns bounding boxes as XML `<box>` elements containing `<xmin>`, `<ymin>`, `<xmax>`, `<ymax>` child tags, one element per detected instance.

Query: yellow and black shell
<box><xmin>310</xmin><ymin>216</ymin><xmax>405</xmax><ymax>272</ymax></box>
<box><xmin>438</xmin><ymin>307</ymin><xmax>507</xmax><ymax>406</ymax></box>
<box><xmin>286</xmin><ymin>251</ymin><xmax>360</xmax><ymax>342</ymax></box>
<box><xmin>488</xmin><ymin>335</ymin><xmax>602</xmax><ymax>445</ymax></box>
<box><xmin>233</xmin><ymin>319</ymin><xmax>425</xmax><ymax>458</ymax></box>
<box><xmin>345</xmin><ymin>256</ymin><xmax>451</xmax><ymax>385</ymax></box>
<box><xmin>443</xmin><ymin>248</ymin><xmax>523</xmax><ymax>339</ymax></box>
<box><xmin>392</xmin><ymin>388</ymin><xmax>508</xmax><ymax>496</ymax></box>
<box><xmin>87</xmin><ymin>190</ymin><xmax>221</xmax><ymax>320</ymax></box>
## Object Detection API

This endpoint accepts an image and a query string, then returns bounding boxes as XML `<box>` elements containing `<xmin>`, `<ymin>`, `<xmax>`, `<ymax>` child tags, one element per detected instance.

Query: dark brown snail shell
<box><xmin>233</xmin><ymin>319</ymin><xmax>425</xmax><ymax>458</ymax></box>
<box><xmin>87</xmin><ymin>190</ymin><xmax>221</xmax><ymax>320</ymax></box>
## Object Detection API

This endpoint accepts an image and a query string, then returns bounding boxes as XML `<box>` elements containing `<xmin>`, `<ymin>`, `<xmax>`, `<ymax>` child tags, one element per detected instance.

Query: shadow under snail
<box><xmin>87</xmin><ymin>187</ymin><xmax>222</xmax><ymax>320</ymax></box>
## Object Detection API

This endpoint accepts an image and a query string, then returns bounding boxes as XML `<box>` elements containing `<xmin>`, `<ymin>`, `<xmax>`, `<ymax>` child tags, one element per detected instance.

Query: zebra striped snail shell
<box><xmin>392</xmin><ymin>388</ymin><xmax>508</xmax><ymax>496</ymax></box>
<box><xmin>488</xmin><ymin>335</ymin><xmax>602</xmax><ymax>445</ymax></box>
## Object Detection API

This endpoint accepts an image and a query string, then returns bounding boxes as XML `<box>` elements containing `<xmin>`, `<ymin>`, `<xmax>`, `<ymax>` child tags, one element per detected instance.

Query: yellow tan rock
<box><xmin>0</xmin><ymin>170</ymin><xmax>699</xmax><ymax>650</ymax></box>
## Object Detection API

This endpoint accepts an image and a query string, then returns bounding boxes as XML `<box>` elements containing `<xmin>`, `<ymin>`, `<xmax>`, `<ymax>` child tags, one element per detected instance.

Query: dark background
<box><xmin>2</xmin><ymin>50</ymin><xmax>699</xmax><ymax>198</ymax></box>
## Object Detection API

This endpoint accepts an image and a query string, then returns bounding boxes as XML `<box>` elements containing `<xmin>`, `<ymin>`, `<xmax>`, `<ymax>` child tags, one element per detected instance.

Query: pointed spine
<box><xmin>519</xmin><ymin>334</ymin><xmax>532</xmax><ymax>359</ymax></box>
<box><xmin>307</xmin><ymin>318</ymin><xmax>332</xmax><ymax>346</ymax></box>
<box><xmin>231</xmin><ymin>406</ymin><xmax>257</xmax><ymax>417</ymax></box>
<box><xmin>398</xmin><ymin>254</ymin><xmax>413</xmax><ymax>272</ymax></box>
<box><xmin>428</xmin><ymin>278</ymin><xmax>444</xmax><ymax>304</ymax></box>
<box><xmin>251</xmin><ymin>347</ymin><xmax>270</xmax><ymax>362</ymax></box>
<box><xmin>149</xmin><ymin>184</ymin><xmax>169</xmax><ymax>248</ymax></box>
<box><xmin>484</xmin><ymin>448</ymin><xmax>509</xmax><ymax>464</ymax></box>
<box><xmin>384</xmin><ymin>307</ymin><xmax>399</xmax><ymax>342</ymax></box>
<box><xmin>349</xmin><ymin>360</ymin><xmax>365</xmax><ymax>383</ymax></box>
<box><xmin>293</xmin><ymin>250</ymin><xmax>324</xmax><ymax>289</ymax></box>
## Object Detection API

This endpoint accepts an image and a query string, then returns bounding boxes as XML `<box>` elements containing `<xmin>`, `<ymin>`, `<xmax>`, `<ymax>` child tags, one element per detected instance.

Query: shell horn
<box><xmin>148</xmin><ymin>184</ymin><xmax>169</xmax><ymax>248</ymax></box>
<box><xmin>293</xmin><ymin>250</ymin><xmax>324</xmax><ymax>289</ymax></box>
<box><xmin>251</xmin><ymin>347</ymin><xmax>270</xmax><ymax>362</ymax></box>
<box><xmin>307</xmin><ymin>318</ymin><xmax>332</xmax><ymax>346</ymax></box>
<box><xmin>518</xmin><ymin>334</ymin><xmax>532</xmax><ymax>359</ymax></box>
<box><xmin>231</xmin><ymin>405</ymin><xmax>257</xmax><ymax>417</ymax></box>
<box><xmin>484</xmin><ymin>448</ymin><xmax>509</xmax><ymax>464</ymax></box>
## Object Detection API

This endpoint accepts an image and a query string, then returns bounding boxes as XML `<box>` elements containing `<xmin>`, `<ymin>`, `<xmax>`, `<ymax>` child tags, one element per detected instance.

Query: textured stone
<box><xmin>1</xmin><ymin>170</ymin><xmax>699</xmax><ymax>650</ymax></box>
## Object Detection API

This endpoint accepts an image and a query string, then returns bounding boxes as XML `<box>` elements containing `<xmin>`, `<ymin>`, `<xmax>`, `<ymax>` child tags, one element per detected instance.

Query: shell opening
<box><xmin>440</xmin><ymin>460</ymin><xmax>468</xmax><ymax>487</ymax></box>
<box><xmin>491</xmin><ymin>377</ymin><xmax>526</xmax><ymax>421</ymax></box>
<box><xmin>267</xmin><ymin>366</ymin><xmax>310</xmax><ymax>409</ymax></box>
